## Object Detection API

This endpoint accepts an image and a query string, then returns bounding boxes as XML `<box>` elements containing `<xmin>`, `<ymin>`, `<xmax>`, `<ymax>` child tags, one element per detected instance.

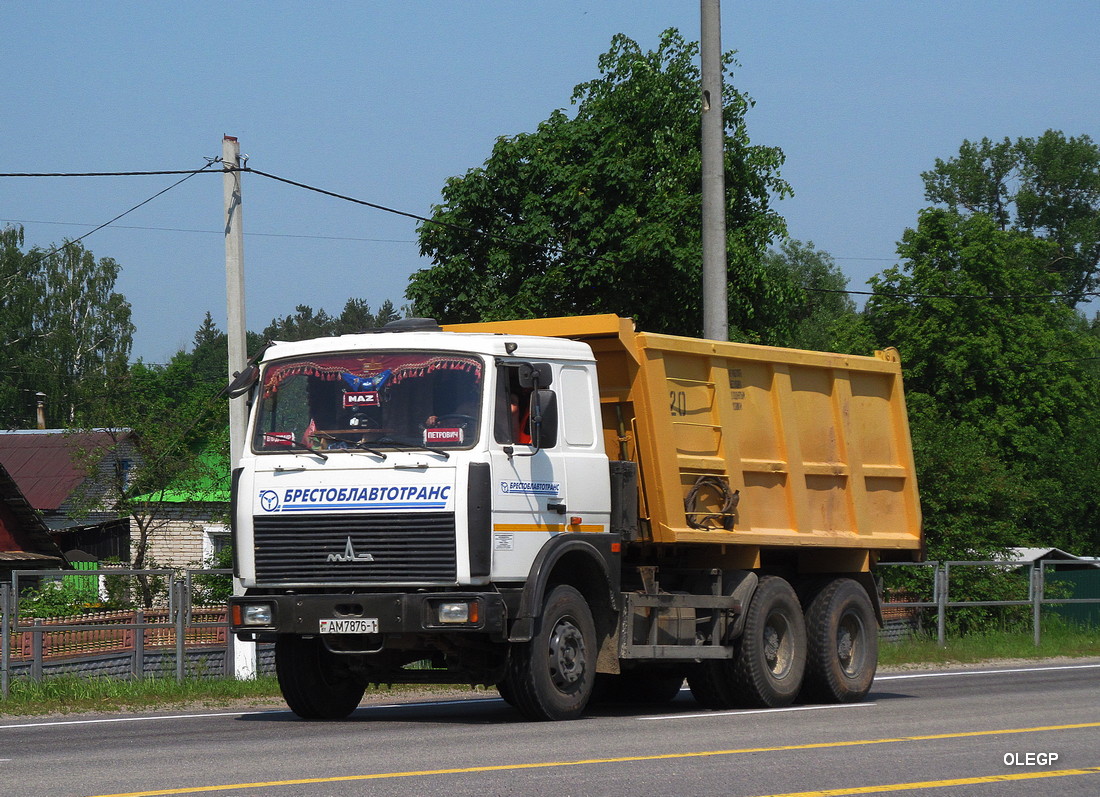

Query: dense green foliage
<box><xmin>261</xmin><ymin>298</ymin><xmax>402</xmax><ymax>342</ymax></box>
<box><xmin>759</xmin><ymin>239</ymin><xmax>859</xmax><ymax>350</ymax></box>
<box><xmin>922</xmin><ymin>131</ymin><xmax>1100</xmax><ymax>303</ymax></box>
<box><xmin>409</xmin><ymin>29</ymin><xmax>792</xmax><ymax>341</ymax></box>
<box><xmin>858</xmin><ymin>133</ymin><xmax>1100</xmax><ymax>560</ymax></box>
<box><xmin>0</xmin><ymin>224</ymin><xmax>402</xmax><ymax>576</ymax></box>
<box><xmin>0</xmin><ymin>228</ymin><xmax>133</xmax><ymax>428</ymax></box>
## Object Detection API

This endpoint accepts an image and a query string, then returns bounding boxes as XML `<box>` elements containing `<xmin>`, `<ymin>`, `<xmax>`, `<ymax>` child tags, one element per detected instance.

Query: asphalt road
<box><xmin>3</xmin><ymin>660</ymin><xmax>1099</xmax><ymax>797</ymax></box>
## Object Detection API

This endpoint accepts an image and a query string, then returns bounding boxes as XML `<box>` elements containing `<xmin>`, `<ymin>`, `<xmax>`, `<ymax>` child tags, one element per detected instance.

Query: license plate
<box><xmin>319</xmin><ymin>618</ymin><xmax>378</xmax><ymax>634</ymax></box>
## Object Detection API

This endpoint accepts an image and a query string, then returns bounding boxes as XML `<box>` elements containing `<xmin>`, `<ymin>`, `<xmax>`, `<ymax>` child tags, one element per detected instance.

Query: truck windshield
<box><xmin>252</xmin><ymin>351</ymin><xmax>484</xmax><ymax>453</ymax></box>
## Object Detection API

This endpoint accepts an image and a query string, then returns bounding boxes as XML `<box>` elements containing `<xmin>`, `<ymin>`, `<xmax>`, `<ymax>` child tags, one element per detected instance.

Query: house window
<box><xmin>115</xmin><ymin>458</ymin><xmax>133</xmax><ymax>491</ymax></box>
<box><xmin>203</xmin><ymin>524</ymin><xmax>231</xmax><ymax>567</ymax></box>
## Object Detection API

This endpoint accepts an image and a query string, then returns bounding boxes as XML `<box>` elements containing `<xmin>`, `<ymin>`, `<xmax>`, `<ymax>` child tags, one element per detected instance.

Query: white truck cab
<box><xmin>230</xmin><ymin>319</ymin><xmax>620</xmax><ymax>719</ymax></box>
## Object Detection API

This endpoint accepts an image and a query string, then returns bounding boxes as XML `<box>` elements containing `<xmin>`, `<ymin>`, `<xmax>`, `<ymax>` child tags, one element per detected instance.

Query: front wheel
<box><xmin>275</xmin><ymin>636</ymin><xmax>366</xmax><ymax>719</ymax></box>
<box><xmin>502</xmin><ymin>585</ymin><xmax>596</xmax><ymax>721</ymax></box>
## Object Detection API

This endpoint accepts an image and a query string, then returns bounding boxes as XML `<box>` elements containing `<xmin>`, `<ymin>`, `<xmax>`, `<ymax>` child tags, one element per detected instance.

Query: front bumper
<box><xmin>228</xmin><ymin>591</ymin><xmax>508</xmax><ymax>641</ymax></box>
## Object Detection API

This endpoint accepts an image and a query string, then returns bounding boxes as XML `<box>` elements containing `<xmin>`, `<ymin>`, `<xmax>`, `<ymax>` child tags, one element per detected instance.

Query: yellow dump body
<box><xmin>447</xmin><ymin>315</ymin><xmax>923</xmax><ymax>564</ymax></box>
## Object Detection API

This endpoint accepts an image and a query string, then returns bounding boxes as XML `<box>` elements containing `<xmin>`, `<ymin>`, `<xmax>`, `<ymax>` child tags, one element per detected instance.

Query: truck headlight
<box><xmin>437</xmin><ymin>600</ymin><xmax>479</xmax><ymax>624</ymax></box>
<box><xmin>238</xmin><ymin>602</ymin><xmax>274</xmax><ymax>626</ymax></box>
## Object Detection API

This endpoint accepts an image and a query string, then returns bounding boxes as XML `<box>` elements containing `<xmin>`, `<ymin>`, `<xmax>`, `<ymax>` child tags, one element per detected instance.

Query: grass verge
<box><xmin>0</xmin><ymin>674</ymin><xmax>286</xmax><ymax>717</ymax></box>
<box><xmin>2</xmin><ymin>627</ymin><xmax>1097</xmax><ymax>717</ymax></box>
<box><xmin>878</xmin><ymin>623</ymin><xmax>1100</xmax><ymax>668</ymax></box>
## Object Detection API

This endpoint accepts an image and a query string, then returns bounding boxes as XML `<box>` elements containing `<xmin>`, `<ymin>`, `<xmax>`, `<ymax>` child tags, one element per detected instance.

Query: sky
<box><xmin>3</xmin><ymin>2</ymin><xmax>1098</xmax><ymax>364</ymax></box>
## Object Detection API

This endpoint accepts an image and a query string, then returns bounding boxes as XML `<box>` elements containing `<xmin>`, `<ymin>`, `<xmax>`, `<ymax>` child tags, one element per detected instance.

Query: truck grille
<box><xmin>252</xmin><ymin>512</ymin><xmax>457</xmax><ymax>585</ymax></box>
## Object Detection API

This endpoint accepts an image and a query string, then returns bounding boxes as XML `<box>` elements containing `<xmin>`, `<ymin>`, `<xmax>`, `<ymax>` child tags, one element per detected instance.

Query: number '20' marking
<box><xmin>670</xmin><ymin>390</ymin><xmax>687</xmax><ymax>416</ymax></box>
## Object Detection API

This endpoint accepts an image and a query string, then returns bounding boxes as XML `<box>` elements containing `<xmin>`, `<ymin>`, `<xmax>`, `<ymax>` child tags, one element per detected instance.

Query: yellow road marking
<box><xmin>758</xmin><ymin>767</ymin><xmax>1100</xmax><ymax>796</ymax></box>
<box><xmin>87</xmin><ymin>721</ymin><xmax>1100</xmax><ymax>797</ymax></box>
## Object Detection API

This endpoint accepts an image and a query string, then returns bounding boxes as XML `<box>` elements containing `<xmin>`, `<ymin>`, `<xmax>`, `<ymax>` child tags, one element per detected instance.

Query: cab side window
<box><xmin>495</xmin><ymin>366</ymin><xmax>533</xmax><ymax>445</ymax></box>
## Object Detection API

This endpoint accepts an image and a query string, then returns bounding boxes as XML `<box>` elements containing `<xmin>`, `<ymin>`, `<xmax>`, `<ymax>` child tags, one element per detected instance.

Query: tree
<box><xmin>863</xmin><ymin>208</ymin><xmax>1100</xmax><ymax>557</ymax></box>
<box><xmin>922</xmin><ymin>131</ymin><xmax>1100</xmax><ymax>303</ymax></box>
<box><xmin>0</xmin><ymin>226</ymin><xmax>36</xmax><ymax>427</ymax></box>
<box><xmin>0</xmin><ymin>229</ymin><xmax>133</xmax><ymax>428</ymax></box>
<box><xmin>332</xmin><ymin>298</ymin><xmax>375</xmax><ymax>335</ymax></box>
<box><xmin>372</xmin><ymin>298</ymin><xmax>402</xmax><ymax>328</ymax></box>
<box><xmin>262</xmin><ymin>298</ymin><xmax>405</xmax><ymax>342</ymax></box>
<box><xmin>408</xmin><ymin>29</ymin><xmax>792</xmax><ymax>339</ymax></box>
<box><xmin>74</xmin><ymin>335</ymin><xmax>231</xmax><ymax>584</ymax></box>
<box><xmin>263</xmin><ymin>304</ymin><xmax>334</xmax><ymax>342</ymax></box>
<box><xmin>759</xmin><ymin>239</ymin><xmax>858</xmax><ymax>351</ymax></box>
<box><xmin>867</xmin><ymin>209</ymin><xmax>1090</xmax><ymax>454</ymax></box>
<box><xmin>34</xmin><ymin>240</ymin><xmax>133</xmax><ymax>425</ymax></box>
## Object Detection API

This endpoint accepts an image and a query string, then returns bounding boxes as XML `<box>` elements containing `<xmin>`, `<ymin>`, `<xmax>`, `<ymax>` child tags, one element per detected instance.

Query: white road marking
<box><xmin>876</xmin><ymin>662</ymin><xmax>1100</xmax><ymax>680</ymax></box>
<box><xmin>0</xmin><ymin>663</ymin><xmax>1094</xmax><ymax>730</ymax></box>
<box><xmin>638</xmin><ymin>702</ymin><xmax>875</xmax><ymax>720</ymax></box>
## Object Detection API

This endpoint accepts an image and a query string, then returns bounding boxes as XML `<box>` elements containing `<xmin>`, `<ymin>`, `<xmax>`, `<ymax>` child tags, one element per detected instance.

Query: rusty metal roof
<box><xmin>0</xmin><ymin>459</ymin><xmax>66</xmax><ymax>562</ymax></box>
<box><xmin>0</xmin><ymin>550</ymin><xmax>64</xmax><ymax>562</ymax></box>
<box><xmin>0</xmin><ymin>429</ymin><xmax>127</xmax><ymax>511</ymax></box>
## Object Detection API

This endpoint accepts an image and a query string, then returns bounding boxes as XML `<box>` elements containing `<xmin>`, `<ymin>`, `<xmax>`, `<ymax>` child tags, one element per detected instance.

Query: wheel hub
<box><xmin>763</xmin><ymin>614</ymin><xmax>793</xmax><ymax>677</ymax></box>
<box><xmin>837</xmin><ymin>612</ymin><xmax>863</xmax><ymax>676</ymax></box>
<box><xmin>548</xmin><ymin>618</ymin><xmax>586</xmax><ymax>689</ymax></box>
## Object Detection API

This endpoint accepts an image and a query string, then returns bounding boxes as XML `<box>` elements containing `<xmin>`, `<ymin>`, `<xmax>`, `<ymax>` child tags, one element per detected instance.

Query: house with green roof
<box><xmin>133</xmin><ymin>450</ymin><xmax>231</xmax><ymax>570</ymax></box>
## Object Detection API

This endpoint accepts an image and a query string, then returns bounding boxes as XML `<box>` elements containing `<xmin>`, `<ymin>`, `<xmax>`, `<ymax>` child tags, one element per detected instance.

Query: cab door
<box><xmin>488</xmin><ymin>361</ymin><xmax>568</xmax><ymax>579</ymax></box>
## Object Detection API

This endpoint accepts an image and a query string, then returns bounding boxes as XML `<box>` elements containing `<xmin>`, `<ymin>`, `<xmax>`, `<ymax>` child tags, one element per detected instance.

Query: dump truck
<box><xmin>228</xmin><ymin>314</ymin><xmax>922</xmax><ymax>720</ymax></box>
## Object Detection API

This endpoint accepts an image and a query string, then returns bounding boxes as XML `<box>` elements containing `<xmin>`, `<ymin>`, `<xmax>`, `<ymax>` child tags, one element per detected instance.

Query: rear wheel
<box><xmin>688</xmin><ymin>576</ymin><xmax>807</xmax><ymax>709</ymax></box>
<box><xmin>501</xmin><ymin>585</ymin><xmax>596</xmax><ymax>721</ymax></box>
<box><xmin>275</xmin><ymin>635</ymin><xmax>366</xmax><ymax>719</ymax></box>
<box><xmin>800</xmin><ymin>578</ymin><xmax>877</xmax><ymax>703</ymax></box>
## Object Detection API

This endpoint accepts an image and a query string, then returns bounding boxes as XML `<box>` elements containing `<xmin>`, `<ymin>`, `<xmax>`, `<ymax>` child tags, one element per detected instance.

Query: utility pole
<box><xmin>700</xmin><ymin>0</ymin><xmax>729</xmax><ymax>341</ymax></box>
<box><xmin>223</xmin><ymin>135</ymin><xmax>248</xmax><ymax>464</ymax></box>
<box><xmin>222</xmin><ymin>134</ymin><xmax>256</xmax><ymax>679</ymax></box>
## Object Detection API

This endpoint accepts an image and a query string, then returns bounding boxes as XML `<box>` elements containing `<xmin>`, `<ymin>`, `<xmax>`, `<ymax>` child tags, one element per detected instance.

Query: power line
<box><xmin>1</xmin><ymin>218</ymin><xmax>417</xmax><ymax>245</ymax></box>
<box><xmin>808</xmin><ymin>287</ymin><xmax>1100</xmax><ymax>301</ymax></box>
<box><xmin>6</xmin><ymin>163</ymin><xmax>1099</xmax><ymax>304</ymax></box>
<box><xmin>229</xmin><ymin>167</ymin><xmax>1100</xmax><ymax>301</ymax></box>
<box><xmin>10</xmin><ymin>163</ymin><xmax>219</xmax><ymax>272</ymax></box>
<box><xmin>0</xmin><ymin>169</ymin><xmax>214</xmax><ymax>177</ymax></box>
<box><xmin>242</xmin><ymin>166</ymin><xmax>564</xmax><ymax>255</ymax></box>
<box><xmin>3</xmin><ymin>164</ymin><xmax>575</xmax><ymax>260</ymax></box>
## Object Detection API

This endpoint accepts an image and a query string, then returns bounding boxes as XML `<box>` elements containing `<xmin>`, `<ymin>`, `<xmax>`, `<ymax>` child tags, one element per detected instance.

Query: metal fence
<box><xmin>0</xmin><ymin>568</ymin><xmax>264</xmax><ymax>699</ymax></box>
<box><xmin>2</xmin><ymin>560</ymin><xmax>1097</xmax><ymax>696</ymax></box>
<box><xmin>878</xmin><ymin>559</ymin><xmax>1100</xmax><ymax>647</ymax></box>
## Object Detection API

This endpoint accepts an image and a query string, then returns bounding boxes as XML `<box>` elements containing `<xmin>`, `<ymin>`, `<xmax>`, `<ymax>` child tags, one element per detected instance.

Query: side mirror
<box><xmin>226</xmin><ymin>364</ymin><xmax>259</xmax><ymax>399</ymax></box>
<box><xmin>530</xmin><ymin>389</ymin><xmax>558</xmax><ymax>449</ymax></box>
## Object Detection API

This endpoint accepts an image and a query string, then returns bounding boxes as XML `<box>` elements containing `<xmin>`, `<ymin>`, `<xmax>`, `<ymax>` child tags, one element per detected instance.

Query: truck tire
<box><xmin>502</xmin><ymin>584</ymin><xmax>596</xmax><ymax>721</ymax></box>
<box><xmin>495</xmin><ymin>677</ymin><xmax>518</xmax><ymax>707</ymax></box>
<box><xmin>688</xmin><ymin>575</ymin><xmax>806</xmax><ymax>709</ymax></box>
<box><xmin>275</xmin><ymin>635</ymin><xmax>366</xmax><ymax>720</ymax></box>
<box><xmin>800</xmin><ymin>578</ymin><xmax>877</xmax><ymax>703</ymax></box>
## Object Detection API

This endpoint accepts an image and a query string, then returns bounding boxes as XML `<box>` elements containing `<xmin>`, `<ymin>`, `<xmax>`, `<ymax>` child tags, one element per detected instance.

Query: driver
<box><xmin>425</xmin><ymin>389</ymin><xmax>479</xmax><ymax>429</ymax></box>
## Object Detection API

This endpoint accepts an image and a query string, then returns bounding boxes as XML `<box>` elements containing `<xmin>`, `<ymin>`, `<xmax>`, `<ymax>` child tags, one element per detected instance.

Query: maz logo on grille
<box><xmin>327</xmin><ymin>537</ymin><xmax>375</xmax><ymax>563</ymax></box>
